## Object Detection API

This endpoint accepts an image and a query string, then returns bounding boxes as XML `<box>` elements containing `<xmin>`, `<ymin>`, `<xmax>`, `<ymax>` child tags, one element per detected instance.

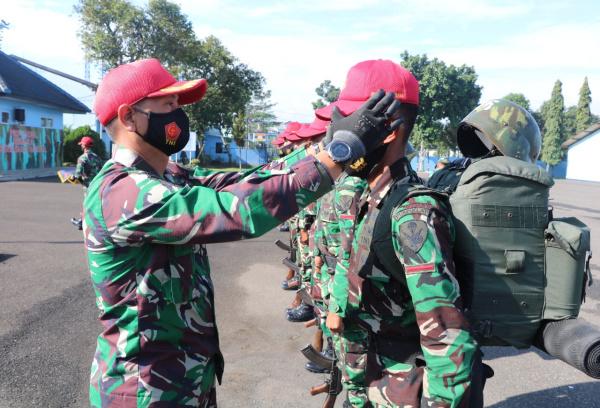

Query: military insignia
<box><xmin>399</xmin><ymin>220</ymin><xmax>427</xmax><ymax>252</ymax></box>
<box><xmin>165</xmin><ymin>122</ymin><xmax>181</xmax><ymax>145</ymax></box>
<box><xmin>335</xmin><ymin>195</ymin><xmax>353</xmax><ymax>213</ymax></box>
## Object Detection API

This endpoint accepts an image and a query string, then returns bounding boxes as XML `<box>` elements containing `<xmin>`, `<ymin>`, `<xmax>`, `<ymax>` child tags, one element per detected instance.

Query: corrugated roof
<box><xmin>0</xmin><ymin>51</ymin><xmax>90</xmax><ymax>114</ymax></box>
<box><xmin>562</xmin><ymin>122</ymin><xmax>600</xmax><ymax>149</ymax></box>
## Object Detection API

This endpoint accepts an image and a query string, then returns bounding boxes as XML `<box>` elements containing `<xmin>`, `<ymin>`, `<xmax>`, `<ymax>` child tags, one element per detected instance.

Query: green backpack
<box><xmin>449</xmin><ymin>156</ymin><xmax>592</xmax><ymax>348</ymax></box>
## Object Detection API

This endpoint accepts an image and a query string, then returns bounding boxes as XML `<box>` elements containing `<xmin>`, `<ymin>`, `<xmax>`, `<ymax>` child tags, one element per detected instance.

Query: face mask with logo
<box><xmin>134</xmin><ymin>107</ymin><xmax>190</xmax><ymax>156</ymax></box>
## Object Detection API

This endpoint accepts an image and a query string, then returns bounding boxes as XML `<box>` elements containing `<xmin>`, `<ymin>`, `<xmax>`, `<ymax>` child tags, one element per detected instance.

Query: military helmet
<box><xmin>457</xmin><ymin>99</ymin><xmax>541</xmax><ymax>163</ymax></box>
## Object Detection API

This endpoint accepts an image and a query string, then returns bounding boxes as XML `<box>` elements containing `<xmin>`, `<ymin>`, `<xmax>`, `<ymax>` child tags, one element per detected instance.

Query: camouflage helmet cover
<box><xmin>457</xmin><ymin>99</ymin><xmax>541</xmax><ymax>163</ymax></box>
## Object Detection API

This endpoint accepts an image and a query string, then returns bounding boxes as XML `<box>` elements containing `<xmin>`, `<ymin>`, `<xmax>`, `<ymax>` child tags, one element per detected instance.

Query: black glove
<box><xmin>328</xmin><ymin>90</ymin><xmax>403</xmax><ymax>162</ymax></box>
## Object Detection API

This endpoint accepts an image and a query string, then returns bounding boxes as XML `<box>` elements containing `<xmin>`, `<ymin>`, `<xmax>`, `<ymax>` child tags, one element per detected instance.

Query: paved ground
<box><xmin>0</xmin><ymin>177</ymin><xmax>598</xmax><ymax>407</ymax></box>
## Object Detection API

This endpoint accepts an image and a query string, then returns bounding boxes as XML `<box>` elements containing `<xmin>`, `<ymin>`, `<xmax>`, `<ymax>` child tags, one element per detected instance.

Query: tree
<box><xmin>246</xmin><ymin>90</ymin><xmax>279</xmax><ymax>134</ymax></box>
<box><xmin>231</xmin><ymin>112</ymin><xmax>247</xmax><ymax>147</ymax></box>
<box><xmin>75</xmin><ymin>0</ymin><xmax>267</xmax><ymax>139</ymax></box>
<box><xmin>576</xmin><ymin>77</ymin><xmax>592</xmax><ymax>133</ymax></box>
<box><xmin>400</xmin><ymin>51</ymin><xmax>482</xmax><ymax>153</ymax></box>
<box><xmin>62</xmin><ymin>125</ymin><xmax>107</xmax><ymax>163</ymax></box>
<box><xmin>563</xmin><ymin>105</ymin><xmax>578</xmax><ymax>139</ymax></box>
<box><xmin>0</xmin><ymin>20</ymin><xmax>9</xmax><ymax>49</ymax></box>
<box><xmin>502</xmin><ymin>93</ymin><xmax>531</xmax><ymax>111</ymax></box>
<box><xmin>541</xmin><ymin>80</ymin><xmax>566</xmax><ymax>169</ymax></box>
<box><xmin>312</xmin><ymin>80</ymin><xmax>340</xmax><ymax>110</ymax></box>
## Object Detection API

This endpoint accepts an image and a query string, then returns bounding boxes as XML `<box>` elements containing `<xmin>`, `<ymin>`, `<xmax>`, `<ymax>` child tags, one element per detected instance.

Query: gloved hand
<box><xmin>328</xmin><ymin>90</ymin><xmax>403</xmax><ymax>163</ymax></box>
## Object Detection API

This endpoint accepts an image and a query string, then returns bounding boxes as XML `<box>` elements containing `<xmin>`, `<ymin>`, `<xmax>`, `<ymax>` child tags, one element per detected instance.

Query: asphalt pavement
<box><xmin>0</xmin><ymin>176</ymin><xmax>598</xmax><ymax>407</ymax></box>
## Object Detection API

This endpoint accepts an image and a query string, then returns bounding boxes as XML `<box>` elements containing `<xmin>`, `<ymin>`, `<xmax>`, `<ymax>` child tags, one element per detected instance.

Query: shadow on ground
<box><xmin>487</xmin><ymin>382</ymin><xmax>600</xmax><ymax>408</ymax></box>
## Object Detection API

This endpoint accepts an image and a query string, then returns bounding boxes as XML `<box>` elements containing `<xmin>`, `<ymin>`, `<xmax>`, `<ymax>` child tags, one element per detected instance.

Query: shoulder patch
<box><xmin>399</xmin><ymin>220</ymin><xmax>428</xmax><ymax>252</ymax></box>
<box><xmin>335</xmin><ymin>194</ymin><xmax>353</xmax><ymax>213</ymax></box>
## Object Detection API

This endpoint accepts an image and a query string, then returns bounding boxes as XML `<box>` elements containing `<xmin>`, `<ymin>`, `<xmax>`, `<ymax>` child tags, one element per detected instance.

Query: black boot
<box><xmin>286</xmin><ymin>303</ymin><xmax>314</xmax><ymax>322</ymax></box>
<box><xmin>70</xmin><ymin>217</ymin><xmax>82</xmax><ymax>230</ymax></box>
<box><xmin>281</xmin><ymin>276</ymin><xmax>300</xmax><ymax>290</ymax></box>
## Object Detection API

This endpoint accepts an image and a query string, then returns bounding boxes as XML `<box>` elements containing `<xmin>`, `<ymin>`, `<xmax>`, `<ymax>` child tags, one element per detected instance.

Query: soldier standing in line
<box><xmin>287</xmin><ymin>121</ymin><xmax>329</xmax><ymax>322</ymax></box>
<box><xmin>69</xmin><ymin>136</ymin><xmax>104</xmax><ymax>230</ymax></box>
<box><xmin>318</xmin><ymin>59</ymin><xmax>483</xmax><ymax>407</ymax></box>
<box><xmin>83</xmin><ymin>57</ymin><xmax>401</xmax><ymax>407</ymax></box>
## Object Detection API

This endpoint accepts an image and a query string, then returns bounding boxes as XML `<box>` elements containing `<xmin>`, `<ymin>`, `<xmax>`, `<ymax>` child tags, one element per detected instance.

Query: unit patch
<box><xmin>399</xmin><ymin>220</ymin><xmax>427</xmax><ymax>252</ymax></box>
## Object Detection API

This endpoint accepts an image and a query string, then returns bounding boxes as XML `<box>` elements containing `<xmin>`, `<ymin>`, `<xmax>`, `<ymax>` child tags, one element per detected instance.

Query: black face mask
<box><xmin>134</xmin><ymin>108</ymin><xmax>190</xmax><ymax>156</ymax></box>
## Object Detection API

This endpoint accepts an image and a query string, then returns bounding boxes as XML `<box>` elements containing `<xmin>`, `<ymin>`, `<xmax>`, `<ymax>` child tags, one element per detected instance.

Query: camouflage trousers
<box><xmin>364</xmin><ymin>344</ymin><xmax>486</xmax><ymax>408</ymax></box>
<box><xmin>90</xmin><ymin>356</ymin><xmax>218</xmax><ymax>407</ymax></box>
<box><xmin>338</xmin><ymin>325</ymin><xmax>371</xmax><ymax>408</ymax></box>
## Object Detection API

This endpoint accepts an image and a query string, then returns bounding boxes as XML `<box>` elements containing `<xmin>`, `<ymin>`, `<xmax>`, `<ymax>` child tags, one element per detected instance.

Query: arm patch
<box><xmin>398</xmin><ymin>220</ymin><xmax>428</xmax><ymax>252</ymax></box>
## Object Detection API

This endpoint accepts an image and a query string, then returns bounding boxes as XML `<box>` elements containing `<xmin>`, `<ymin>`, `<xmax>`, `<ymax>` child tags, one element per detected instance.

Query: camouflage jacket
<box><xmin>348</xmin><ymin>159</ymin><xmax>478</xmax><ymax>407</ymax></box>
<box><xmin>328</xmin><ymin>174</ymin><xmax>368</xmax><ymax>317</ymax></box>
<box><xmin>74</xmin><ymin>150</ymin><xmax>103</xmax><ymax>187</ymax></box>
<box><xmin>84</xmin><ymin>146</ymin><xmax>332</xmax><ymax>407</ymax></box>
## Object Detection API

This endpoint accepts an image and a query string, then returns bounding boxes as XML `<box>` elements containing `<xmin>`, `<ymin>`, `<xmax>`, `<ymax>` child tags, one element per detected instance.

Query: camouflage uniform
<box><xmin>298</xmin><ymin>204</ymin><xmax>317</xmax><ymax>285</ymax></box>
<box><xmin>84</xmin><ymin>145</ymin><xmax>332</xmax><ymax>407</ymax></box>
<box><xmin>74</xmin><ymin>150</ymin><xmax>103</xmax><ymax>188</ymax></box>
<box><xmin>328</xmin><ymin>174</ymin><xmax>370</xmax><ymax>408</ymax></box>
<box><xmin>345</xmin><ymin>159</ymin><xmax>480</xmax><ymax>408</ymax></box>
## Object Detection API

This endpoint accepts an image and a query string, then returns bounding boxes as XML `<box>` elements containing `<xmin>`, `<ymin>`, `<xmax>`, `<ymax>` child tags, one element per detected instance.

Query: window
<box><xmin>216</xmin><ymin>142</ymin><xmax>223</xmax><ymax>153</ymax></box>
<box><xmin>41</xmin><ymin>117</ymin><xmax>53</xmax><ymax>128</ymax></box>
<box><xmin>1</xmin><ymin>112</ymin><xmax>8</xmax><ymax>123</ymax></box>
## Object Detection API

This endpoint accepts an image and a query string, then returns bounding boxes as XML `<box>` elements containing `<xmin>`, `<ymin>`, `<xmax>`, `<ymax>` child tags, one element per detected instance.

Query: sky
<box><xmin>2</xmin><ymin>0</ymin><xmax>600</xmax><ymax>128</ymax></box>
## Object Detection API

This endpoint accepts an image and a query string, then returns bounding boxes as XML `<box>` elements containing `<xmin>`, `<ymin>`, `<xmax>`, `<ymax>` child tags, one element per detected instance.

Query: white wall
<box><xmin>566</xmin><ymin>130</ymin><xmax>600</xmax><ymax>182</ymax></box>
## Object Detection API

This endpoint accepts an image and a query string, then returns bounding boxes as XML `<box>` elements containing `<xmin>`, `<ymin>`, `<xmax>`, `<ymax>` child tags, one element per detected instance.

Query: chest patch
<box><xmin>399</xmin><ymin>220</ymin><xmax>427</xmax><ymax>253</ymax></box>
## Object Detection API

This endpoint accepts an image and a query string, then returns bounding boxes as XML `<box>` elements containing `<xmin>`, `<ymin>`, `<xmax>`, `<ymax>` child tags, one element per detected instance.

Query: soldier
<box><xmin>287</xmin><ymin>120</ymin><xmax>329</xmax><ymax>322</ymax></box>
<box><xmin>83</xmin><ymin>58</ymin><xmax>401</xmax><ymax>407</ymax></box>
<box><xmin>69</xmin><ymin>136</ymin><xmax>104</xmax><ymax>230</ymax></box>
<box><xmin>317</xmin><ymin>59</ymin><xmax>483</xmax><ymax>407</ymax></box>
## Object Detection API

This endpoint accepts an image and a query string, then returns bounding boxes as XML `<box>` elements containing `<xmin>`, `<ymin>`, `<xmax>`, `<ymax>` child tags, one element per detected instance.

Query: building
<box><xmin>562</xmin><ymin>123</ymin><xmax>600</xmax><ymax>182</ymax></box>
<box><xmin>0</xmin><ymin>51</ymin><xmax>90</xmax><ymax>179</ymax></box>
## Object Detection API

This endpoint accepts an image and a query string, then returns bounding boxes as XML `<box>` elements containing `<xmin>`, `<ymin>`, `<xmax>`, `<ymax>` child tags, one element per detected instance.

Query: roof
<box><xmin>562</xmin><ymin>122</ymin><xmax>600</xmax><ymax>150</ymax></box>
<box><xmin>0</xmin><ymin>51</ymin><xmax>90</xmax><ymax>114</ymax></box>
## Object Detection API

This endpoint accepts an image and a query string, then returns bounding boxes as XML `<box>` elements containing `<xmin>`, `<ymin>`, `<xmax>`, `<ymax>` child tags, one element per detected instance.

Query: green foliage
<box><xmin>62</xmin><ymin>125</ymin><xmax>107</xmax><ymax>163</ymax></box>
<box><xmin>400</xmin><ymin>51</ymin><xmax>482</xmax><ymax>151</ymax></box>
<box><xmin>502</xmin><ymin>93</ymin><xmax>531</xmax><ymax>111</ymax></box>
<box><xmin>231</xmin><ymin>112</ymin><xmax>247</xmax><ymax>147</ymax></box>
<box><xmin>312</xmin><ymin>80</ymin><xmax>340</xmax><ymax>110</ymax></box>
<box><xmin>541</xmin><ymin>80</ymin><xmax>566</xmax><ymax>166</ymax></box>
<box><xmin>247</xmin><ymin>90</ymin><xmax>279</xmax><ymax>133</ymax></box>
<box><xmin>74</xmin><ymin>0</ymin><xmax>266</xmax><ymax>135</ymax></box>
<box><xmin>563</xmin><ymin>105</ymin><xmax>578</xmax><ymax>139</ymax></box>
<box><xmin>576</xmin><ymin>77</ymin><xmax>592</xmax><ymax>133</ymax></box>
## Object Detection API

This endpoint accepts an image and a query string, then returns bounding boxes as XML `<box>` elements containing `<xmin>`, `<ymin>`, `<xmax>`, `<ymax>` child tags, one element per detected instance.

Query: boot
<box><xmin>281</xmin><ymin>275</ymin><xmax>300</xmax><ymax>290</ymax></box>
<box><xmin>70</xmin><ymin>217</ymin><xmax>82</xmax><ymax>230</ymax></box>
<box><xmin>286</xmin><ymin>303</ymin><xmax>314</xmax><ymax>322</ymax></box>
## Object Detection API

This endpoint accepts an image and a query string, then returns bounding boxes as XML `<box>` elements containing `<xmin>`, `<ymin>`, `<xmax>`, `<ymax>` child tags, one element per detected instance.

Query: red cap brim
<box><xmin>147</xmin><ymin>78</ymin><xmax>208</xmax><ymax>105</ymax></box>
<box><xmin>315</xmin><ymin>99</ymin><xmax>365</xmax><ymax>120</ymax></box>
<box><xmin>285</xmin><ymin>132</ymin><xmax>302</xmax><ymax>141</ymax></box>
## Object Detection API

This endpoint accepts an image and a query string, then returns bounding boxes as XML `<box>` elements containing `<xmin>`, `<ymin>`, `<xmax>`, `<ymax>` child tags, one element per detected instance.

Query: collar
<box><xmin>366</xmin><ymin>157</ymin><xmax>412</xmax><ymax>208</ymax></box>
<box><xmin>112</xmin><ymin>146</ymin><xmax>160</xmax><ymax>177</ymax></box>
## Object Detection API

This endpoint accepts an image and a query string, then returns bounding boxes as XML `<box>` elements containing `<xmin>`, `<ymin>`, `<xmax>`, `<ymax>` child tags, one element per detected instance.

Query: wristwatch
<box><xmin>327</xmin><ymin>140</ymin><xmax>353</xmax><ymax>164</ymax></box>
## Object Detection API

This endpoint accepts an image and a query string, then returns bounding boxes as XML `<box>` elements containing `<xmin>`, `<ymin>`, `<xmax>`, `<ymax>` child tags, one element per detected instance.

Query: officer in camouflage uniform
<box><xmin>316</xmin><ymin>59</ymin><xmax>482</xmax><ymax>407</ymax></box>
<box><xmin>84</xmin><ymin>58</ymin><xmax>400</xmax><ymax>407</ymax></box>
<box><xmin>70</xmin><ymin>136</ymin><xmax>104</xmax><ymax>229</ymax></box>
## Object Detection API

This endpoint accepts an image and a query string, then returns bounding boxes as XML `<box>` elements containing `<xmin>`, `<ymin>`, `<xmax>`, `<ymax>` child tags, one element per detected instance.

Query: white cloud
<box><xmin>429</xmin><ymin>21</ymin><xmax>600</xmax><ymax>111</ymax></box>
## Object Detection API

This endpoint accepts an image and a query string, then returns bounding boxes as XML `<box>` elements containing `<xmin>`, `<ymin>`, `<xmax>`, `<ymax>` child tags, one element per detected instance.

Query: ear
<box><xmin>382</xmin><ymin>130</ymin><xmax>398</xmax><ymax>144</ymax></box>
<box><xmin>117</xmin><ymin>104</ymin><xmax>136</xmax><ymax>132</ymax></box>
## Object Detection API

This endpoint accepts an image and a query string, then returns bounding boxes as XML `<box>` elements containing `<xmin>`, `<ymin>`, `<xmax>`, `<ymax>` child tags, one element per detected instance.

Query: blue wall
<box><xmin>0</xmin><ymin>98</ymin><xmax>63</xmax><ymax>130</ymax></box>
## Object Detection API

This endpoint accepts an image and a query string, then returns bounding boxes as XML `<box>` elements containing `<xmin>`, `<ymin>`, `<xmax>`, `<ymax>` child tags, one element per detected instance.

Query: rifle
<box><xmin>301</xmin><ymin>344</ymin><xmax>342</xmax><ymax>408</ymax></box>
<box><xmin>282</xmin><ymin>258</ymin><xmax>300</xmax><ymax>275</ymax></box>
<box><xmin>274</xmin><ymin>239</ymin><xmax>291</xmax><ymax>252</ymax></box>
